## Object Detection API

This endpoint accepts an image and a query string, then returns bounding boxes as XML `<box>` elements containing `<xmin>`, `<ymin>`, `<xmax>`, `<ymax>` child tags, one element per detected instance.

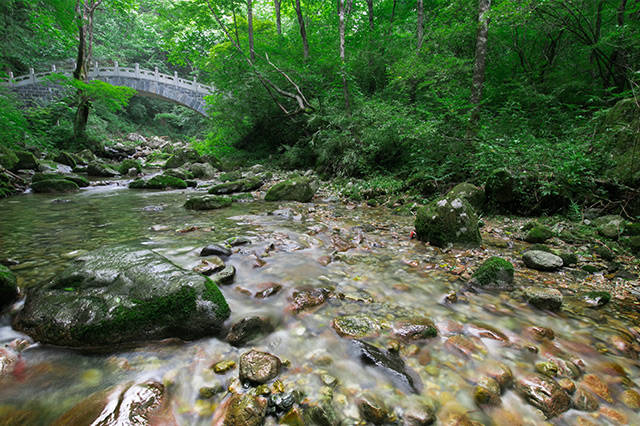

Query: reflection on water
<box><xmin>0</xmin><ymin>184</ymin><xmax>639</xmax><ymax>425</ymax></box>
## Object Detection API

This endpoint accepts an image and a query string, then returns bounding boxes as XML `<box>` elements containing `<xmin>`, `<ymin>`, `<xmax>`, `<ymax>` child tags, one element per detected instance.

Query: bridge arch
<box><xmin>0</xmin><ymin>62</ymin><xmax>214</xmax><ymax>117</ymax></box>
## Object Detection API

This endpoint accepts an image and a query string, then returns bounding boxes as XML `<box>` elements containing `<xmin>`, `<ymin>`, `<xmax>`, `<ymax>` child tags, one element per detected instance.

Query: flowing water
<box><xmin>0</xmin><ymin>181</ymin><xmax>639</xmax><ymax>425</ymax></box>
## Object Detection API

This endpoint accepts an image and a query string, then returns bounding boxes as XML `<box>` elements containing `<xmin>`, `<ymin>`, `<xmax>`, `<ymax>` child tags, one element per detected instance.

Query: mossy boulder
<box><xmin>415</xmin><ymin>197</ymin><xmax>481</xmax><ymax>247</ymax></box>
<box><xmin>130</xmin><ymin>175</ymin><xmax>187</xmax><ymax>190</ymax></box>
<box><xmin>190</xmin><ymin>162</ymin><xmax>216</xmax><ymax>179</ymax></box>
<box><xmin>593</xmin><ymin>215</ymin><xmax>625</xmax><ymax>239</ymax></box>
<box><xmin>264</xmin><ymin>178</ymin><xmax>315</xmax><ymax>202</ymax></box>
<box><xmin>54</xmin><ymin>151</ymin><xmax>77</xmax><ymax>168</ymax></box>
<box><xmin>117</xmin><ymin>159</ymin><xmax>142</xmax><ymax>175</ymax></box>
<box><xmin>525</xmin><ymin>225</ymin><xmax>554</xmax><ymax>243</ymax></box>
<box><xmin>13</xmin><ymin>245</ymin><xmax>230</xmax><ymax>347</ymax></box>
<box><xmin>164</xmin><ymin>148</ymin><xmax>201</xmax><ymax>169</ymax></box>
<box><xmin>209</xmin><ymin>177</ymin><xmax>263</xmax><ymax>195</ymax></box>
<box><xmin>0</xmin><ymin>145</ymin><xmax>19</xmax><ymax>170</ymax></box>
<box><xmin>0</xmin><ymin>265</ymin><xmax>18</xmax><ymax>309</ymax></box>
<box><xmin>165</xmin><ymin>167</ymin><xmax>193</xmax><ymax>181</ymax></box>
<box><xmin>185</xmin><ymin>195</ymin><xmax>233</xmax><ymax>210</ymax></box>
<box><xmin>447</xmin><ymin>183</ymin><xmax>485</xmax><ymax>210</ymax></box>
<box><xmin>471</xmin><ymin>257</ymin><xmax>514</xmax><ymax>289</ymax></box>
<box><xmin>31</xmin><ymin>179</ymin><xmax>79</xmax><ymax>194</ymax></box>
<box><xmin>32</xmin><ymin>173</ymin><xmax>89</xmax><ymax>188</ymax></box>
<box><xmin>14</xmin><ymin>150</ymin><xmax>39</xmax><ymax>170</ymax></box>
<box><xmin>523</xmin><ymin>287</ymin><xmax>563</xmax><ymax>311</ymax></box>
<box><xmin>87</xmin><ymin>162</ymin><xmax>118</xmax><ymax>178</ymax></box>
<box><xmin>220</xmin><ymin>171</ymin><xmax>242</xmax><ymax>182</ymax></box>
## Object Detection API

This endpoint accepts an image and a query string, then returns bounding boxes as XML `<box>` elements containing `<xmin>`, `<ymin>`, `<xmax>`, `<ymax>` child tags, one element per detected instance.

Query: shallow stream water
<box><xmin>0</xmin><ymin>180</ymin><xmax>639</xmax><ymax>425</ymax></box>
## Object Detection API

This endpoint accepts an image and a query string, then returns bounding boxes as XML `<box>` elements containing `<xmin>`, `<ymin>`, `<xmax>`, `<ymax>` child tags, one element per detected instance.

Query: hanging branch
<box><xmin>204</xmin><ymin>0</ymin><xmax>312</xmax><ymax>116</ymax></box>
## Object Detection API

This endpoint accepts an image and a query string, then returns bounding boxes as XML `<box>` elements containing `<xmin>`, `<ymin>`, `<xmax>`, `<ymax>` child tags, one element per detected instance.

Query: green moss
<box><xmin>31</xmin><ymin>179</ymin><xmax>79</xmax><ymax>193</ymax></box>
<box><xmin>624</xmin><ymin>223</ymin><xmax>640</xmax><ymax>236</ymax></box>
<box><xmin>33</xmin><ymin>173</ymin><xmax>89</xmax><ymax>188</ymax></box>
<box><xmin>129</xmin><ymin>179</ymin><xmax>147</xmax><ymax>189</ymax></box>
<box><xmin>415</xmin><ymin>197</ymin><xmax>481</xmax><ymax>247</ymax></box>
<box><xmin>165</xmin><ymin>168</ymin><xmax>194</xmax><ymax>180</ymax></box>
<box><xmin>145</xmin><ymin>175</ymin><xmax>187</xmax><ymax>189</ymax></box>
<box><xmin>525</xmin><ymin>225</ymin><xmax>553</xmax><ymax>243</ymax></box>
<box><xmin>209</xmin><ymin>177</ymin><xmax>262</xmax><ymax>195</ymax></box>
<box><xmin>582</xmin><ymin>264</ymin><xmax>601</xmax><ymax>273</ymax></box>
<box><xmin>584</xmin><ymin>291</ymin><xmax>611</xmax><ymax>307</ymax></box>
<box><xmin>203</xmin><ymin>278</ymin><xmax>230</xmax><ymax>318</ymax></box>
<box><xmin>264</xmin><ymin>178</ymin><xmax>315</xmax><ymax>202</ymax></box>
<box><xmin>14</xmin><ymin>150</ymin><xmax>39</xmax><ymax>170</ymax></box>
<box><xmin>0</xmin><ymin>145</ymin><xmax>19</xmax><ymax>170</ymax></box>
<box><xmin>472</xmin><ymin>257</ymin><xmax>514</xmax><ymax>287</ymax></box>
<box><xmin>118</xmin><ymin>159</ymin><xmax>142</xmax><ymax>174</ymax></box>
<box><xmin>54</xmin><ymin>151</ymin><xmax>77</xmax><ymax>168</ymax></box>
<box><xmin>594</xmin><ymin>245</ymin><xmax>615</xmax><ymax>261</ymax></box>
<box><xmin>447</xmin><ymin>183</ymin><xmax>485</xmax><ymax>209</ymax></box>
<box><xmin>558</xmin><ymin>252</ymin><xmax>578</xmax><ymax>266</ymax></box>
<box><xmin>220</xmin><ymin>171</ymin><xmax>242</xmax><ymax>182</ymax></box>
<box><xmin>622</xmin><ymin>236</ymin><xmax>640</xmax><ymax>254</ymax></box>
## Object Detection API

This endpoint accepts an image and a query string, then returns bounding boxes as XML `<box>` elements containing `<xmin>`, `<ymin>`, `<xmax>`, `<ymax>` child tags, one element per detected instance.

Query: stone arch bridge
<box><xmin>0</xmin><ymin>62</ymin><xmax>214</xmax><ymax>116</ymax></box>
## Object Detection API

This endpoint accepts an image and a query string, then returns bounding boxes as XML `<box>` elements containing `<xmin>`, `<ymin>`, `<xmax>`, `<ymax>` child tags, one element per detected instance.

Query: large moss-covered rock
<box><xmin>184</xmin><ymin>195</ymin><xmax>232</xmax><ymax>210</ymax></box>
<box><xmin>164</xmin><ymin>148</ymin><xmax>201</xmax><ymax>169</ymax></box>
<box><xmin>209</xmin><ymin>177</ymin><xmax>263</xmax><ymax>195</ymax></box>
<box><xmin>54</xmin><ymin>151</ymin><xmax>77</xmax><ymax>168</ymax></box>
<box><xmin>471</xmin><ymin>257</ymin><xmax>514</xmax><ymax>289</ymax></box>
<box><xmin>190</xmin><ymin>162</ymin><xmax>216</xmax><ymax>179</ymax></box>
<box><xmin>32</xmin><ymin>173</ymin><xmax>89</xmax><ymax>188</ymax></box>
<box><xmin>87</xmin><ymin>162</ymin><xmax>118</xmax><ymax>177</ymax></box>
<box><xmin>130</xmin><ymin>175</ymin><xmax>188</xmax><ymax>190</ymax></box>
<box><xmin>0</xmin><ymin>265</ymin><xmax>18</xmax><ymax>309</ymax></box>
<box><xmin>415</xmin><ymin>197</ymin><xmax>481</xmax><ymax>247</ymax></box>
<box><xmin>31</xmin><ymin>179</ymin><xmax>79</xmax><ymax>193</ymax></box>
<box><xmin>117</xmin><ymin>159</ymin><xmax>142</xmax><ymax>175</ymax></box>
<box><xmin>264</xmin><ymin>178</ymin><xmax>315</xmax><ymax>202</ymax></box>
<box><xmin>525</xmin><ymin>225</ymin><xmax>553</xmax><ymax>243</ymax></box>
<box><xmin>14</xmin><ymin>150</ymin><xmax>39</xmax><ymax>170</ymax></box>
<box><xmin>447</xmin><ymin>183</ymin><xmax>485</xmax><ymax>210</ymax></box>
<box><xmin>13</xmin><ymin>245</ymin><xmax>230</xmax><ymax>347</ymax></box>
<box><xmin>593</xmin><ymin>215</ymin><xmax>625</xmax><ymax>239</ymax></box>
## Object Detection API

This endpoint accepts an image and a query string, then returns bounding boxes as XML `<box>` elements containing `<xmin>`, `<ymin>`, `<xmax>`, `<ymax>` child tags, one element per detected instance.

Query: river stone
<box><xmin>0</xmin><ymin>265</ymin><xmax>18</xmax><ymax>310</ymax></box>
<box><xmin>201</xmin><ymin>244</ymin><xmax>232</xmax><ymax>257</ymax></box>
<box><xmin>14</xmin><ymin>150</ymin><xmax>39</xmax><ymax>170</ymax></box>
<box><xmin>515</xmin><ymin>374</ymin><xmax>570</xmax><ymax>418</ymax></box>
<box><xmin>525</xmin><ymin>225</ymin><xmax>553</xmax><ymax>243</ymax></box>
<box><xmin>87</xmin><ymin>162</ymin><xmax>118</xmax><ymax>177</ymax></box>
<box><xmin>31</xmin><ymin>179</ymin><xmax>79</xmax><ymax>194</ymax></box>
<box><xmin>52</xmin><ymin>380</ymin><xmax>166</xmax><ymax>426</ymax></box>
<box><xmin>415</xmin><ymin>197</ymin><xmax>481</xmax><ymax>247</ymax></box>
<box><xmin>289</xmin><ymin>287</ymin><xmax>329</xmax><ymax>312</ymax></box>
<box><xmin>184</xmin><ymin>195</ymin><xmax>232</xmax><ymax>210</ymax></box>
<box><xmin>164</xmin><ymin>167</ymin><xmax>193</xmax><ymax>181</ymax></box>
<box><xmin>402</xmin><ymin>397</ymin><xmax>436</xmax><ymax>426</ymax></box>
<box><xmin>264</xmin><ymin>178</ymin><xmax>316</xmax><ymax>202</ymax></box>
<box><xmin>210</xmin><ymin>265</ymin><xmax>236</xmax><ymax>285</ymax></box>
<box><xmin>357</xmin><ymin>393</ymin><xmax>390</xmax><ymax>424</ymax></box>
<box><xmin>474</xmin><ymin>376</ymin><xmax>502</xmax><ymax>406</ymax></box>
<box><xmin>239</xmin><ymin>350</ymin><xmax>281</xmax><ymax>384</ymax></box>
<box><xmin>226</xmin><ymin>316</ymin><xmax>275</xmax><ymax>346</ymax></box>
<box><xmin>33</xmin><ymin>173</ymin><xmax>89</xmax><ymax>188</ymax></box>
<box><xmin>190</xmin><ymin>162</ymin><xmax>216</xmax><ymax>178</ymax></box>
<box><xmin>470</xmin><ymin>256</ymin><xmax>514</xmax><ymax>289</ymax></box>
<box><xmin>446</xmin><ymin>182</ymin><xmax>485</xmax><ymax>210</ymax></box>
<box><xmin>192</xmin><ymin>257</ymin><xmax>225</xmax><ymax>276</ymax></box>
<box><xmin>13</xmin><ymin>245</ymin><xmax>230</xmax><ymax>347</ymax></box>
<box><xmin>144</xmin><ymin>174</ymin><xmax>187</xmax><ymax>189</ymax></box>
<box><xmin>392</xmin><ymin>317</ymin><xmax>438</xmax><ymax>340</ymax></box>
<box><xmin>594</xmin><ymin>215</ymin><xmax>625</xmax><ymax>239</ymax></box>
<box><xmin>523</xmin><ymin>286</ymin><xmax>563</xmax><ymax>311</ymax></box>
<box><xmin>164</xmin><ymin>148</ymin><xmax>200</xmax><ymax>169</ymax></box>
<box><xmin>572</xmin><ymin>385</ymin><xmax>600</xmax><ymax>411</ymax></box>
<box><xmin>212</xmin><ymin>394</ymin><xmax>268</xmax><ymax>426</ymax></box>
<box><xmin>332</xmin><ymin>314</ymin><xmax>381</xmax><ymax>338</ymax></box>
<box><xmin>54</xmin><ymin>151</ymin><xmax>77</xmax><ymax>168</ymax></box>
<box><xmin>209</xmin><ymin>177</ymin><xmax>263</xmax><ymax>195</ymax></box>
<box><xmin>350</xmin><ymin>340</ymin><xmax>422</xmax><ymax>394</ymax></box>
<box><xmin>522</xmin><ymin>250</ymin><xmax>563</xmax><ymax>271</ymax></box>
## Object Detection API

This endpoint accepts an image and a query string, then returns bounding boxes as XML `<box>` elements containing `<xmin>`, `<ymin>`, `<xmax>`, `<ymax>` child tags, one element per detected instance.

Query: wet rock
<box><xmin>144</xmin><ymin>174</ymin><xmax>187</xmax><ymax>189</ymax></box>
<box><xmin>54</xmin><ymin>151</ymin><xmax>77</xmax><ymax>168</ymax></box>
<box><xmin>524</xmin><ymin>225</ymin><xmax>553</xmax><ymax>243</ymax></box>
<box><xmin>254</xmin><ymin>282</ymin><xmax>282</xmax><ymax>299</ymax></box>
<box><xmin>199</xmin><ymin>384</ymin><xmax>224</xmax><ymax>399</ymax></box>
<box><xmin>0</xmin><ymin>347</ymin><xmax>18</xmax><ymax>376</ymax></box>
<box><xmin>446</xmin><ymin>183</ymin><xmax>485</xmax><ymax>210</ymax></box>
<box><xmin>184</xmin><ymin>195</ymin><xmax>232</xmax><ymax>210</ymax></box>
<box><xmin>190</xmin><ymin>162</ymin><xmax>216</xmax><ymax>179</ymax></box>
<box><xmin>200</xmin><ymin>244</ymin><xmax>232</xmax><ymax>257</ymax></box>
<box><xmin>594</xmin><ymin>215</ymin><xmax>625</xmax><ymax>239</ymax></box>
<box><xmin>53</xmin><ymin>380</ymin><xmax>166</xmax><ymax>425</ymax></box>
<box><xmin>31</xmin><ymin>178</ymin><xmax>79</xmax><ymax>193</ymax></box>
<box><xmin>535</xmin><ymin>361</ymin><xmax>559</xmax><ymax>377</ymax></box>
<box><xmin>289</xmin><ymin>287</ymin><xmax>329</xmax><ymax>312</ymax></box>
<box><xmin>525</xmin><ymin>326</ymin><xmax>555</xmax><ymax>341</ymax></box>
<box><xmin>444</xmin><ymin>335</ymin><xmax>483</xmax><ymax>358</ymax></box>
<box><xmin>280</xmin><ymin>406</ymin><xmax>305</xmax><ymax>425</ymax></box>
<box><xmin>32</xmin><ymin>172</ymin><xmax>89</xmax><ymax>187</ymax></box>
<box><xmin>239</xmin><ymin>350</ymin><xmax>281</xmax><ymax>384</ymax></box>
<box><xmin>414</xmin><ymin>196</ymin><xmax>481</xmax><ymax>247</ymax></box>
<box><xmin>269</xmin><ymin>390</ymin><xmax>299</xmax><ymax>414</ymax></box>
<box><xmin>474</xmin><ymin>376</ymin><xmax>501</xmax><ymax>406</ymax></box>
<box><xmin>350</xmin><ymin>340</ymin><xmax>422</xmax><ymax>394</ymax></box>
<box><xmin>212</xmin><ymin>360</ymin><xmax>236</xmax><ymax>374</ymax></box>
<box><xmin>13</xmin><ymin>245</ymin><xmax>230</xmax><ymax>347</ymax></box>
<box><xmin>164</xmin><ymin>148</ymin><xmax>201</xmax><ymax>169</ymax></box>
<box><xmin>226</xmin><ymin>236</ymin><xmax>251</xmax><ymax>246</ymax></box>
<box><xmin>403</xmin><ymin>398</ymin><xmax>436</xmax><ymax>426</ymax></box>
<box><xmin>523</xmin><ymin>286</ymin><xmax>563</xmax><ymax>311</ymax></box>
<box><xmin>515</xmin><ymin>374</ymin><xmax>570</xmax><ymax>418</ymax></box>
<box><xmin>210</xmin><ymin>265</ymin><xmax>236</xmax><ymax>285</ymax></box>
<box><xmin>557</xmin><ymin>378</ymin><xmax>576</xmax><ymax>394</ymax></box>
<box><xmin>572</xmin><ymin>386</ymin><xmax>600</xmax><ymax>412</ymax></box>
<box><xmin>522</xmin><ymin>250</ymin><xmax>563</xmax><ymax>271</ymax></box>
<box><xmin>303</xmin><ymin>400</ymin><xmax>338</xmax><ymax>426</ymax></box>
<box><xmin>332</xmin><ymin>314</ymin><xmax>381</xmax><ymax>338</ymax></box>
<box><xmin>357</xmin><ymin>393</ymin><xmax>390</xmax><ymax>424</ymax></box>
<box><xmin>581</xmin><ymin>374</ymin><xmax>613</xmax><ymax>403</ymax></box>
<box><xmin>483</xmin><ymin>362</ymin><xmax>513</xmax><ymax>391</ymax></box>
<box><xmin>192</xmin><ymin>257</ymin><xmax>225</xmax><ymax>276</ymax></box>
<box><xmin>226</xmin><ymin>316</ymin><xmax>275</xmax><ymax>346</ymax></box>
<box><xmin>265</xmin><ymin>178</ymin><xmax>316</xmax><ymax>202</ymax></box>
<box><xmin>212</xmin><ymin>394</ymin><xmax>267</xmax><ymax>426</ymax></box>
<box><xmin>583</xmin><ymin>291</ymin><xmax>610</xmax><ymax>307</ymax></box>
<box><xmin>621</xmin><ymin>389</ymin><xmax>640</xmax><ymax>409</ymax></box>
<box><xmin>470</xmin><ymin>257</ymin><xmax>514</xmax><ymax>289</ymax></box>
<box><xmin>393</xmin><ymin>317</ymin><xmax>438</xmax><ymax>340</ymax></box>
<box><xmin>209</xmin><ymin>177</ymin><xmax>263</xmax><ymax>195</ymax></box>
<box><xmin>0</xmin><ymin>265</ymin><xmax>18</xmax><ymax>309</ymax></box>
<box><xmin>87</xmin><ymin>162</ymin><xmax>118</xmax><ymax>177</ymax></box>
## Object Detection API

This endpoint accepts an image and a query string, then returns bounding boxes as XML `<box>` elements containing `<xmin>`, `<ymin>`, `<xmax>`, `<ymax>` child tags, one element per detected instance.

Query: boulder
<box><xmin>264</xmin><ymin>178</ymin><xmax>315</xmax><ymax>202</ymax></box>
<box><xmin>31</xmin><ymin>179</ymin><xmax>79</xmax><ymax>193</ymax></box>
<box><xmin>357</xmin><ymin>393</ymin><xmax>391</xmax><ymax>424</ymax></box>
<box><xmin>32</xmin><ymin>173</ymin><xmax>89</xmax><ymax>187</ymax></box>
<box><xmin>0</xmin><ymin>265</ymin><xmax>18</xmax><ymax>309</ymax></box>
<box><xmin>239</xmin><ymin>350</ymin><xmax>281</xmax><ymax>384</ymax></box>
<box><xmin>200</xmin><ymin>244</ymin><xmax>232</xmax><ymax>257</ymax></box>
<box><xmin>184</xmin><ymin>195</ymin><xmax>232</xmax><ymax>210</ymax></box>
<box><xmin>129</xmin><ymin>175</ymin><xmax>187</xmax><ymax>190</ymax></box>
<box><xmin>594</xmin><ymin>215</ymin><xmax>625</xmax><ymax>239</ymax></box>
<box><xmin>190</xmin><ymin>162</ymin><xmax>216</xmax><ymax>179</ymax></box>
<box><xmin>54</xmin><ymin>151</ymin><xmax>77</xmax><ymax>168</ymax></box>
<box><xmin>525</xmin><ymin>225</ymin><xmax>553</xmax><ymax>243</ymax></box>
<box><xmin>522</xmin><ymin>250</ymin><xmax>563</xmax><ymax>271</ymax></box>
<box><xmin>523</xmin><ymin>286</ymin><xmax>563</xmax><ymax>311</ymax></box>
<box><xmin>164</xmin><ymin>148</ymin><xmax>200</xmax><ymax>169</ymax></box>
<box><xmin>209</xmin><ymin>177</ymin><xmax>263</xmax><ymax>195</ymax></box>
<box><xmin>13</xmin><ymin>245</ymin><xmax>230</xmax><ymax>347</ymax></box>
<box><xmin>14</xmin><ymin>150</ymin><xmax>39</xmax><ymax>170</ymax></box>
<box><xmin>470</xmin><ymin>257</ymin><xmax>514</xmax><ymax>289</ymax></box>
<box><xmin>515</xmin><ymin>374</ymin><xmax>570</xmax><ymax>418</ymax></box>
<box><xmin>117</xmin><ymin>159</ymin><xmax>142</xmax><ymax>175</ymax></box>
<box><xmin>415</xmin><ymin>197</ymin><xmax>481</xmax><ymax>247</ymax></box>
<box><xmin>447</xmin><ymin>182</ymin><xmax>485</xmax><ymax>210</ymax></box>
<box><xmin>220</xmin><ymin>171</ymin><xmax>243</xmax><ymax>182</ymax></box>
<box><xmin>87</xmin><ymin>162</ymin><xmax>118</xmax><ymax>177</ymax></box>
<box><xmin>226</xmin><ymin>316</ymin><xmax>275</xmax><ymax>346</ymax></box>
<box><xmin>212</xmin><ymin>394</ymin><xmax>267</xmax><ymax>426</ymax></box>
<box><xmin>165</xmin><ymin>167</ymin><xmax>193</xmax><ymax>181</ymax></box>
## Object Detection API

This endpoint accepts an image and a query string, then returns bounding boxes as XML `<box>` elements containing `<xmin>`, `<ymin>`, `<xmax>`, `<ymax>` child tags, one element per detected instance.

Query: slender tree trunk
<box><xmin>247</xmin><ymin>0</ymin><xmax>255</xmax><ymax>62</ymax></box>
<box><xmin>366</xmin><ymin>0</ymin><xmax>374</xmax><ymax>31</ymax></box>
<box><xmin>232</xmin><ymin>8</ymin><xmax>240</xmax><ymax>45</ymax></box>
<box><xmin>338</xmin><ymin>0</ymin><xmax>351</xmax><ymax>115</ymax></box>
<box><xmin>274</xmin><ymin>0</ymin><xmax>282</xmax><ymax>35</ymax></box>
<box><xmin>417</xmin><ymin>0</ymin><xmax>424</xmax><ymax>51</ymax></box>
<box><xmin>295</xmin><ymin>0</ymin><xmax>310</xmax><ymax>60</ymax></box>
<box><xmin>469</xmin><ymin>0</ymin><xmax>491</xmax><ymax>129</ymax></box>
<box><xmin>388</xmin><ymin>0</ymin><xmax>397</xmax><ymax>35</ymax></box>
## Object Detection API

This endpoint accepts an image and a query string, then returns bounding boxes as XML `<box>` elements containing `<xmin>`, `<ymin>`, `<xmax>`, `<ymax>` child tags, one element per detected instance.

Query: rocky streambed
<box><xmin>0</xmin><ymin>170</ymin><xmax>639</xmax><ymax>425</ymax></box>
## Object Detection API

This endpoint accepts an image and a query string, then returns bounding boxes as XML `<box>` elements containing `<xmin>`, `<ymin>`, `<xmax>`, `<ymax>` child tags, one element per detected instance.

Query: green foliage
<box><xmin>0</xmin><ymin>89</ymin><xmax>27</xmax><ymax>148</ymax></box>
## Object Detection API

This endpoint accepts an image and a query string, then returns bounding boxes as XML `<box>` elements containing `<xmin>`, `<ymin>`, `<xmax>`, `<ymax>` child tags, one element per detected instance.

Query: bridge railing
<box><xmin>0</xmin><ymin>62</ymin><xmax>214</xmax><ymax>94</ymax></box>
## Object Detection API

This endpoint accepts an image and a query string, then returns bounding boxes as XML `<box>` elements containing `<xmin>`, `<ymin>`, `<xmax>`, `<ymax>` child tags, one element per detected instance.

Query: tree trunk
<box><xmin>388</xmin><ymin>0</ymin><xmax>397</xmax><ymax>35</ymax></box>
<box><xmin>469</xmin><ymin>0</ymin><xmax>491</xmax><ymax>129</ymax></box>
<box><xmin>338</xmin><ymin>0</ymin><xmax>351</xmax><ymax>115</ymax></box>
<box><xmin>417</xmin><ymin>0</ymin><xmax>424</xmax><ymax>51</ymax></box>
<box><xmin>274</xmin><ymin>0</ymin><xmax>282</xmax><ymax>35</ymax></box>
<box><xmin>247</xmin><ymin>0</ymin><xmax>255</xmax><ymax>62</ymax></box>
<box><xmin>295</xmin><ymin>0</ymin><xmax>310</xmax><ymax>60</ymax></box>
<box><xmin>73</xmin><ymin>0</ymin><xmax>93</xmax><ymax>143</ymax></box>
<box><xmin>233</xmin><ymin>8</ymin><xmax>240</xmax><ymax>45</ymax></box>
<box><xmin>366</xmin><ymin>0</ymin><xmax>374</xmax><ymax>31</ymax></box>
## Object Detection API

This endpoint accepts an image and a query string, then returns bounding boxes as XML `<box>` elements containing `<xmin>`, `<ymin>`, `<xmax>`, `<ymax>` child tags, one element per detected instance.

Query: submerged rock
<box><xmin>184</xmin><ymin>195</ymin><xmax>232</xmax><ymax>210</ymax></box>
<box><xmin>212</xmin><ymin>394</ymin><xmax>268</xmax><ymax>426</ymax></box>
<box><xmin>239</xmin><ymin>350</ymin><xmax>281</xmax><ymax>384</ymax></box>
<box><xmin>13</xmin><ymin>245</ymin><xmax>230</xmax><ymax>347</ymax></box>
<box><xmin>200</xmin><ymin>244</ymin><xmax>232</xmax><ymax>257</ymax></box>
<box><xmin>0</xmin><ymin>265</ymin><xmax>18</xmax><ymax>309</ymax></box>
<box><xmin>289</xmin><ymin>287</ymin><xmax>329</xmax><ymax>312</ymax></box>
<box><xmin>265</xmin><ymin>178</ymin><xmax>316</xmax><ymax>202</ymax></box>
<box><xmin>332</xmin><ymin>314</ymin><xmax>381</xmax><ymax>338</ymax></box>
<box><xmin>515</xmin><ymin>374</ymin><xmax>570</xmax><ymax>418</ymax></box>
<box><xmin>522</xmin><ymin>250</ymin><xmax>563</xmax><ymax>271</ymax></box>
<box><xmin>357</xmin><ymin>393</ymin><xmax>391</xmax><ymax>424</ymax></box>
<box><xmin>474</xmin><ymin>376</ymin><xmax>502</xmax><ymax>406</ymax></box>
<box><xmin>414</xmin><ymin>197</ymin><xmax>481</xmax><ymax>247</ymax></box>
<box><xmin>470</xmin><ymin>257</ymin><xmax>514</xmax><ymax>289</ymax></box>
<box><xmin>523</xmin><ymin>286</ymin><xmax>563</xmax><ymax>311</ymax></box>
<box><xmin>226</xmin><ymin>316</ymin><xmax>275</xmax><ymax>346</ymax></box>
<box><xmin>572</xmin><ymin>385</ymin><xmax>600</xmax><ymax>412</ymax></box>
